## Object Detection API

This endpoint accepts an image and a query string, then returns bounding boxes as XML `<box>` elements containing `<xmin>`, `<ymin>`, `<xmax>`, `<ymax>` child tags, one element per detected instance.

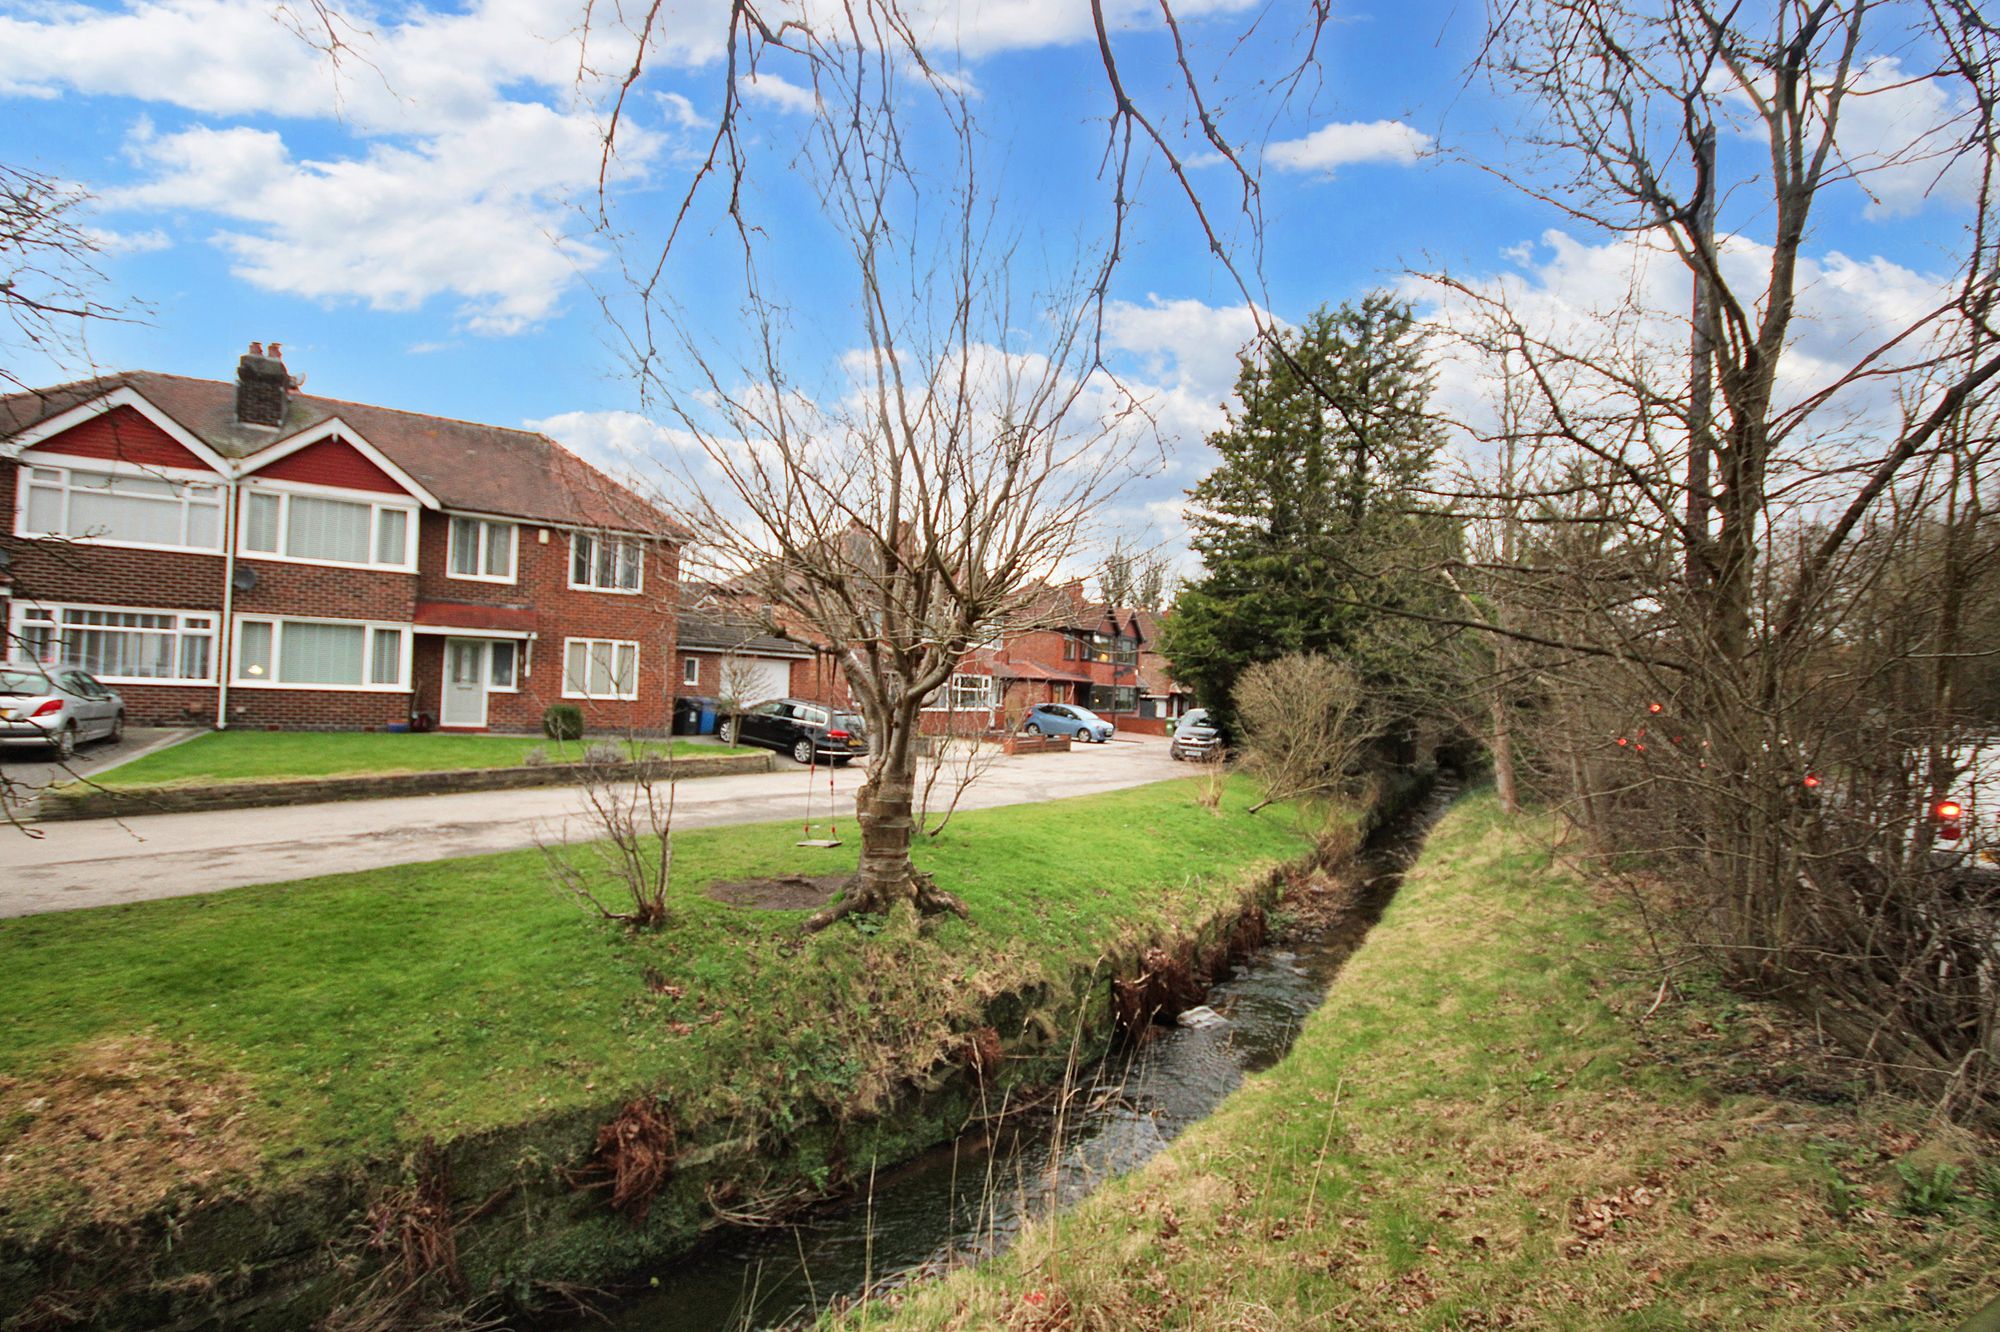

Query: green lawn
<box><xmin>95</xmin><ymin>730</ymin><xmax>752</xmax><ymax>787</ymax></box>
<box><xmin>844</xmin><ymin>791</ymin><xmax>2000</xmax><ymax>1331</ymax></box>
<box><xmin>0</xmin><ymin>775</ymin><xmax>1316</xmax><ymax>1238</ymax></box>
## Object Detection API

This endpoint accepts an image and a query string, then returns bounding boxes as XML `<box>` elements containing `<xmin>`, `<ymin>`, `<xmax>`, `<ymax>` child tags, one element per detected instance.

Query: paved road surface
<box><xmin>0</xmin><ymin>737</ymin><xmax>1183</xmax><ymax>917</ymax></box>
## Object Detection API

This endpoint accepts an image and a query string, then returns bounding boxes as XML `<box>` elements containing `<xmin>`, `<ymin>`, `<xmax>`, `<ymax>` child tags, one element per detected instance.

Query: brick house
<box><xmin>0</xmin><ymin>345</ymin><xmax>686</xmax><ymax>733</ymax></box>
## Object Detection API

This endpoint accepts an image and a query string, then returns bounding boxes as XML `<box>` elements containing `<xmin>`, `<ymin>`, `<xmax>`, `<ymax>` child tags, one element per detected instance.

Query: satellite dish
<box><xmin>232</xmin><ymin>566</ymin><xmax>258</xmax><ymax>593</ymax></box>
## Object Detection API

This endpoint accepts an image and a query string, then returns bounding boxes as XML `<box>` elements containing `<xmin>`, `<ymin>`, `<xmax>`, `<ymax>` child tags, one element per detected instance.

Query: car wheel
<box><xmin>793</xmin><ymin>737</ymin><xmax>816</xmax><ymax>765</ymax></box>
<box><xmin>52</xmin><ymin>723</ymin><xmax>77</xmax><ymax>761</ymax></box>
<box><xmin>109</xmin><ymin>711</ymin><xmax>125</xmax><ymax>744</ymax></box>
<box><xmin>1023</xmin><ymin>722</ymin><xmax>1042</xmax><ymax>735</ymax></box>
<box><xmin>718</xmin><ymin>720</ymin><xmax>736</xmax><ymax>745</ymax></box>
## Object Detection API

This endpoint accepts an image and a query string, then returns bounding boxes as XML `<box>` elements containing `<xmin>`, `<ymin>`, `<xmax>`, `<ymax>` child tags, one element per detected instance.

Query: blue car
<box><xmin>1023</xmin><ymin>702</ymin><xmax>1115</xmax><ymax>743</ymax></box>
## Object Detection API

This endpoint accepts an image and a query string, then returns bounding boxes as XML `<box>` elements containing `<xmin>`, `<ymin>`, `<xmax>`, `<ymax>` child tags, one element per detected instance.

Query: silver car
<box><xmin>0</xmin><ymin>663</ymin><xmax>126</xmax><ymax>758</ymax></box>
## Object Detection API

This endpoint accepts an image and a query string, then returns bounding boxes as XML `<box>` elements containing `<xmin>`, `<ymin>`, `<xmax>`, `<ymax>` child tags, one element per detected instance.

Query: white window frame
<box><xmin>230</xmin><ymin>615</ymin><xmax>414</xmax><ymax>692</ymax></box>
<box><xmin>487</xmin><ymin>640</ymin><xmax>521</xmax><ymax>693</ymax></box>
<box><xmin>237</xmin><ymin>480</ymin><xmax>419</xmax><ymax>573</ymax></box>
<box><xmin>928</xmin><ymin>672</ymin><xmax>998</xmax><ymax>712</ymax></box>
<box><xmin>682</xmin><ymin>654</ymin><xmax>702</xmax><ymax>687</ymax></box>
<box><xmin>561</xmin><ymin>637</ymin><xmax>641</xmax><ymax>700</ymax></box>
<box><xmin>567</xmin><ymin>531</ymin><xmax>646</xmax><ymax>594</ymax></box>
<box><xmin>13</xmin><ymin>457</ymin><xmax>226</xmax><ymax>555</ymax></box>
<box><xmin>446</xmin><ymin>516</ymin><xmax>519</xmax><ymax>584</ymax></box>
<box><xmin>9</xmin><ymin>601</ymin><xmax>219</xmax><ymax>686</ymax></box>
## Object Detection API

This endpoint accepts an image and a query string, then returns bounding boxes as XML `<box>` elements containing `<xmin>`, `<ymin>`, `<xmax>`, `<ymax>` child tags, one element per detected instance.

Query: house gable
<box><xmin>8</xmin><ymin>393</ymin><xmax>229</xmax><ymax>475</ymax></box>
<box><xmin>253</xmin><ymin>435</ymin><xmax>410</xmax><ymax>495</ymax></box>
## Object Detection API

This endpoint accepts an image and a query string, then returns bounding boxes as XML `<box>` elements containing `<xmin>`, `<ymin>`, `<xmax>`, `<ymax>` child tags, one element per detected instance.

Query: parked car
<box><xmin>1170</xmin><ymin>707</ymin><xmax>1224</xmax><ymax>761</ymax></box>
<box><xmin>718</xmin><ymin>698</ymin><xmax>869</xmax><ymax>765</ymax></box>
<box><xmin>0</xmin><ymin>663</ymin><xmax>125</xmax><ymax>758</ymax></box>
<box><xmin>1022</xmin><ymin>703</ymin><xmax>1114</xmax><ymax>743</ymax></box>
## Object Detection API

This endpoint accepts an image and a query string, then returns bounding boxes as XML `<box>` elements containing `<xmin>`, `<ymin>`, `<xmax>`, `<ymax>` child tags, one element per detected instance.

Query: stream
<box><xmin>559</xmin><ymin>775</ymin><xmax>1458</xmax><ymax>1331</ymax></box>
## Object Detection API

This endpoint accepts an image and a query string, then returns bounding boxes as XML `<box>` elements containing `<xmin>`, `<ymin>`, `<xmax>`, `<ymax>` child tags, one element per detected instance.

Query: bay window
<box><xmin>569</xmin><ymin>532</ymin><xmax>644</xmax><ymax>592</ymax></box>
<box><xmin>234</xmin><ymin>618</ymin><xmax>410</xmax><ymax>690</ymax></box>
<box><xmin>239</xmin><ymin>488</ymin><xmax>417</xmax><ymax>570</ymax></box>
<box><xmin>448</xmin><ymin>517</ymin><xmax>517</xmax><ymax>582</ymax></box>
<box><xmin>11</xmin><ymin>604</ymin><xmax>216</xmax><ymax>683</ymax></box>
<box><xmin>562</xmin><ymin>638</ymin><xmax>639</xmax><ymax>700</ymax></box>
<box><xmin>934</xmin><ymin>672</ymin><xmax>998</xmax><ymax>711</ymax></box>
<box><xmin>18</xmin><ymin>464</ymin><xmax>224</xmax><ymax>551</ymax></box>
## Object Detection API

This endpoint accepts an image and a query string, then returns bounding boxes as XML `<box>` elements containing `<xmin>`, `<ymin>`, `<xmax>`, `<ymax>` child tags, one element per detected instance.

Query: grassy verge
<box><xmin>0</xmin><ymin>774</ymin><xmax>1317</xmax><ymax>1242</ymax></box>
<box><xmin>93</xmin><ymin>730</ymin><xmax>751</xmax><ymax>787</ymax></box>
<box><xmin>841</xmin><ymin>790</ymin><xmax>2000</xmax><ymax>1331</ymax></box>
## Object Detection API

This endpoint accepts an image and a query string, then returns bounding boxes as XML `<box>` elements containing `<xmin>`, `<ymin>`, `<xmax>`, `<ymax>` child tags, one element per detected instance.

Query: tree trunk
<box><xmin>806</xmin><ymin>700</ymin><xmax>967</xmax><ymax>931</ymax></box>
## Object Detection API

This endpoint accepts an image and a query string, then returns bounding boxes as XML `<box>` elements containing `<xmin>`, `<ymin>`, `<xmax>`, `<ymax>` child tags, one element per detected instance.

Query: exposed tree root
<box><xmin>580</xmin><ymin>1097</ymin><xmax>677</xmax><ymax>1222</ymax></box>
<box><xmin>803</xmin><ymin>870</ymin><xmax>969</xmax><ymax>933</ymax></box>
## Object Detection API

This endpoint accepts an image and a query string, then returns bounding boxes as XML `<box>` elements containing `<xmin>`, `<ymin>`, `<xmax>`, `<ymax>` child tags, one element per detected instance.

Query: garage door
<box><xmin>720</xmin><ymin>655</ymin><xmax>792</xmax><ymax>705</ymax></box>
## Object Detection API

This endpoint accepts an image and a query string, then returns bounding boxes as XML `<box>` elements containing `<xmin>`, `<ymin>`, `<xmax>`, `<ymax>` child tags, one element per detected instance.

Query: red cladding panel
<box><xmin>254</xmin><ymin>437</ymin><xmax>409</xmax><ymax>494</ymax></box>
<box><xmin>31</xmin><ymin>406</ymin><xmax>216</xmax><ymax>472</ymax></box>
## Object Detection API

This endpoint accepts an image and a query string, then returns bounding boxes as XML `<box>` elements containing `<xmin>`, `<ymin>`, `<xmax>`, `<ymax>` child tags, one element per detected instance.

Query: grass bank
<box><xmin>841</xmin><ymin>790</ymin><xmax>2000</xmax><ymax>1331</ymax></box>
<box><xmin>92</xmin><ymin>730</ymin><xmax>749</xmax><ymax>787</ymax></box>
<box><xmin>0</xmin><ymin>774</ymin><xmax>1329</xmax><ymax>1323</ymax></box>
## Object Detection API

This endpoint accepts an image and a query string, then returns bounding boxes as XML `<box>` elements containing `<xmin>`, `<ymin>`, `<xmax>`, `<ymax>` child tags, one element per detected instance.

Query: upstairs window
<box><xmin>570</xmin><ymin>532</ymin><xmax>644</xmax><ymax>593</ymax></box>
<box><xmin>19</xmin><ymin>464</ymin><xmax>223</xmax><ymax>551</ymax></box>
<box><xmin>1112</xmin><ymin>635</ymin><xmax>1138</xmax><ymax>666</ymax></box>
<box><xmin>448</xmin><ymin>517</ymin><xmax>517</xmax><ymax>582</ymax></box>
<box><xmin>241</xmin><ymin>489</ymin><xmax>416</xmax><ymax>570</ymax></box>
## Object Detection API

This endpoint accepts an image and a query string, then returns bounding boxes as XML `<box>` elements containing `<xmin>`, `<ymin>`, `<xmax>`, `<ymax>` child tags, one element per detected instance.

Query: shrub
<box><xmin>543</xmin><ymin>704</ymin><xmax>584</xmax><ymax>741</ymax></box>
<box><xmin>583</xmin><ymin>742</ymin><xmax>627</xmax><ymax>765</ymax></box>
<box><xmin>521</xmin><ymin>746</ymin><xmax>550</xmax><ymax>767</ymax></box>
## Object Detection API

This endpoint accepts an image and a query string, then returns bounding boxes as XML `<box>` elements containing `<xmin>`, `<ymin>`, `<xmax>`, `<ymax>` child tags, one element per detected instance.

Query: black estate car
<box><xmin>718</xmin><ymin>698</ymin><xmax>870</xmax><ymax>765</ymax></box>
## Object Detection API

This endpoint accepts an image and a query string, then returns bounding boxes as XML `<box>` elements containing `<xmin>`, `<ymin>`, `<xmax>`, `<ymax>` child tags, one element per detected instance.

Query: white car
<box><xmin>0</xmin><ymin>663</ymin><xmax>126</xmax><ymax>758</ymax></box>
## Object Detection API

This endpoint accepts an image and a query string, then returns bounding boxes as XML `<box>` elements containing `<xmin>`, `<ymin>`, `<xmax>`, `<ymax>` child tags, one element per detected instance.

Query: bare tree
<box><xmin>1236</xmin><ymin>653</ymin><xmax>1382</xmax><ymax>815</ymax></box>
<box><xmin>1419</xmin><ymin>0</ymin><xmax>2000</xmax><ymax>1114</ymax></box>
<box><xmin>541</xmin><ymin>745</ymin><xmax>677</xmax><ymax>930</ymax></box>
<box><xmin>1</xmin><ymin>163</ymin><xmax>125</xmax><ymax>396</ymax></box>
<box><xmin>638</xmin><ymin>48</ymin><xmax>1143</xmax><ymax>929</ymax></box>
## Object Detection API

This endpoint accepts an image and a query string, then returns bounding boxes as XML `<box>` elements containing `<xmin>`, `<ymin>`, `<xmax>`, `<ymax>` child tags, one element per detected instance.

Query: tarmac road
<box><xmin>0</xmin><ymin>735</ymin><xmax>1183</xmax><ymax>917</ymax></box>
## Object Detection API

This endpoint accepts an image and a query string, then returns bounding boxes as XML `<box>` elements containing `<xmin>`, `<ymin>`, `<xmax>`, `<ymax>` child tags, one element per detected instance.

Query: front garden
<box><xmin>91</xmin><ymin>730</ymin><xmax>751</xmax><ymax>788</ymax></box>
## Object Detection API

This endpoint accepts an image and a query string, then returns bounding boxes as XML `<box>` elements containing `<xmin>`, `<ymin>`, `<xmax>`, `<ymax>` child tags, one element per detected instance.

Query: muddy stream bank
<box><xmin>554</xmin><ymin>775</ymin><xmax>1460</xmax><ymax>1331</ymax></box>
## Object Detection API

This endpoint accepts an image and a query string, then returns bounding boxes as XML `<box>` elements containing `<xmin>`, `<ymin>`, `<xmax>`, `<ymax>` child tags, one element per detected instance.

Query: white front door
<box><xmin>441</xmin><ymin>638</ymin><xmax>489</xmax><ymax>728</ymax></box>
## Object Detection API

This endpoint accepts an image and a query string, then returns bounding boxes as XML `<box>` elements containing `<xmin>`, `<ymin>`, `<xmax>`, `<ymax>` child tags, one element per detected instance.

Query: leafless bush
<box><xmin>541</xmin><ymin>742</ymin><xmax>675</xmax><ymax>931</ymax></box>
<box><xmin>1236</xmin><ymin>654</ymin><xmax>1382</xmax><ymax>816</ymax></box>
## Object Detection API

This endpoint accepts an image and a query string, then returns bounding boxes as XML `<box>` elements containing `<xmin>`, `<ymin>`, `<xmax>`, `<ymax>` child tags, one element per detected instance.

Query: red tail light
<box><xmin>1935</xmin><ymin>800</ymin><xmax>1964</xmax><ymax>820</ymax></box>
<box><xmin>826</xmin><ymin>729</ymin><xmax>851</xmax><ymax>740</ymax></box>
<box><xmin>1802</xmin><ymin>774</ymin><xmax>1821</xmax><ymax>790</ymax></box>
<box><xmin>30</xmin><ymin>700</ymin><xmax>62</xmax><ymax>717</ymax></box>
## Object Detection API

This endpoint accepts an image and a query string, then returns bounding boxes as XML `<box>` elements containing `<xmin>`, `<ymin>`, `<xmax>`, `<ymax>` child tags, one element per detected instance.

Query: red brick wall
<box><xmin>412</xmin><ymin>512</ymin><xmax>679</xmax><ymax>734</ymax></box>
<box><xmin>252</xmin><ymin>437</ymin><xmax>406</xmax><ymax>493</ymax></box>
<box><xmin>23</xmin><ymin>405</ymin><xmax>217</xmax><ymax>472</ymax></box>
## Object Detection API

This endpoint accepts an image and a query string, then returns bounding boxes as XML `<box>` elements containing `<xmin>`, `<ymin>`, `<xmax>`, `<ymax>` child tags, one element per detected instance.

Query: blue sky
<box><xmin>0</xmin><ymin>0</ymin><xmax>1976</xmax><ymax>562</ymax></box>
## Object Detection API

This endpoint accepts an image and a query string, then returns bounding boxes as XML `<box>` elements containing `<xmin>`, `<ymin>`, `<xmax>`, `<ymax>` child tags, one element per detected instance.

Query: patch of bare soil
<box><xmin>705</xmin><ymin>874</ymin><xmax>851</xmax><ymax>910</ymax></box>
<box><xmin>0</xmin><ymin>1035</ymin><xmax>259</xmax><ymax>1229</ymax></box>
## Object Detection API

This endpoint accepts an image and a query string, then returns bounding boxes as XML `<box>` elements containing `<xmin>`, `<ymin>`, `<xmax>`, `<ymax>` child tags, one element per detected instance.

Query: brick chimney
<box><xmin>236</xmin><ymin>341</ymin><xmax>293</xmax><ymax>427</ymax></box>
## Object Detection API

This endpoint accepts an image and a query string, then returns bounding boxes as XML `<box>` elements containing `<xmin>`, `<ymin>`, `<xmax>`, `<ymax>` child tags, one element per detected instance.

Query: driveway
<box><xmin>0</xmin><ymin>736</ymin><xmax>1185</xmax><ymax>917</ymax></box>
<box><xmin>0</xmin><ymin>727</ymin><xmax>199</xmax><ymax>820</ymax></box>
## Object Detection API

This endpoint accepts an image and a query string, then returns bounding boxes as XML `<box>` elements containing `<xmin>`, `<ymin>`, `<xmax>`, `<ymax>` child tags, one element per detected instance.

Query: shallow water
<box><xmin>558</xmin><ymin>776</ymin><xmax>1458</xmax><ymax>1331</ymax></box>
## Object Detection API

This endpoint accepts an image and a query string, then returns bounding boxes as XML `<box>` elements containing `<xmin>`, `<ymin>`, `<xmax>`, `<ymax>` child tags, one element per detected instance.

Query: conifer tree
<box><xmin>1161</xmin><ymin>296</ymin><xmax>1457</xmax><ymax>740</ymax></box>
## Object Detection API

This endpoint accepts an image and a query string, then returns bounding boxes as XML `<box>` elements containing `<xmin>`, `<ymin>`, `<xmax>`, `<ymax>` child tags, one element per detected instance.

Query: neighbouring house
<box><xmin>1131</xmin><ymin>607</ymin><xmax>1196</xmax><ymax>726</ymax></box>
<box><xmin>0</xmin><ymin>344</ymin><xmax>687</xmax><ymax>733</ymax></box>
<box><xmin>674</xmin><ymin>585</ymin><xmax>849</xmax><ymax>711</ymax></box>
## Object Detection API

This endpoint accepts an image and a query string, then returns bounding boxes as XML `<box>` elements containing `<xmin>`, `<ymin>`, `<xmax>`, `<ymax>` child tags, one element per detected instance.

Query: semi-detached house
<box><xmin>0</xmin><ymin>345</ymin><xmax>686</xmax><ymax>733</ymax></box>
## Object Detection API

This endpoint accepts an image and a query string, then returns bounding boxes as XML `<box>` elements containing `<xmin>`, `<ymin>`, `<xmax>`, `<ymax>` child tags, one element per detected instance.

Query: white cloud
<box><xmin>1824</xmin><ymin>56</ymin><xmax>1985</xmax><ymax>217</ymax></box>
<box><xmin>1410</xmin><ymin>227</ymin><xmax>1957</xmax><ymax>461</ymax></box>
<box><xmin>111</xmin><ymin>106</ymin><xmax>629</xmax><ymax>333</ymax></box>
<box><xmin>738</xmin><ymin>72</ymin><xmax>819</xmax><ymax>114</ymax></box>
<box><xmin>1267</xmin><ymin>120</ymin><xmax>1430</xmax><ymax>173</ymax></box>
<box><xmin>528</xmin><ymin>408</ymin><xmax>715</xmax><ymax>486</ymax></box>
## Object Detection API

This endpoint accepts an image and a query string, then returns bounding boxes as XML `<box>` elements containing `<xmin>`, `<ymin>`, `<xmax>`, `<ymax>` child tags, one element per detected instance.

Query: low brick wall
<box><xmin>37</xmin><ymin>752</ymin><xmax>775</xmax><ymax>822</ymax></box>
<box><xmin>1114</xmin><ymin>715</ymin><xmax>1173</xmax><ymax>737</ymax></box>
